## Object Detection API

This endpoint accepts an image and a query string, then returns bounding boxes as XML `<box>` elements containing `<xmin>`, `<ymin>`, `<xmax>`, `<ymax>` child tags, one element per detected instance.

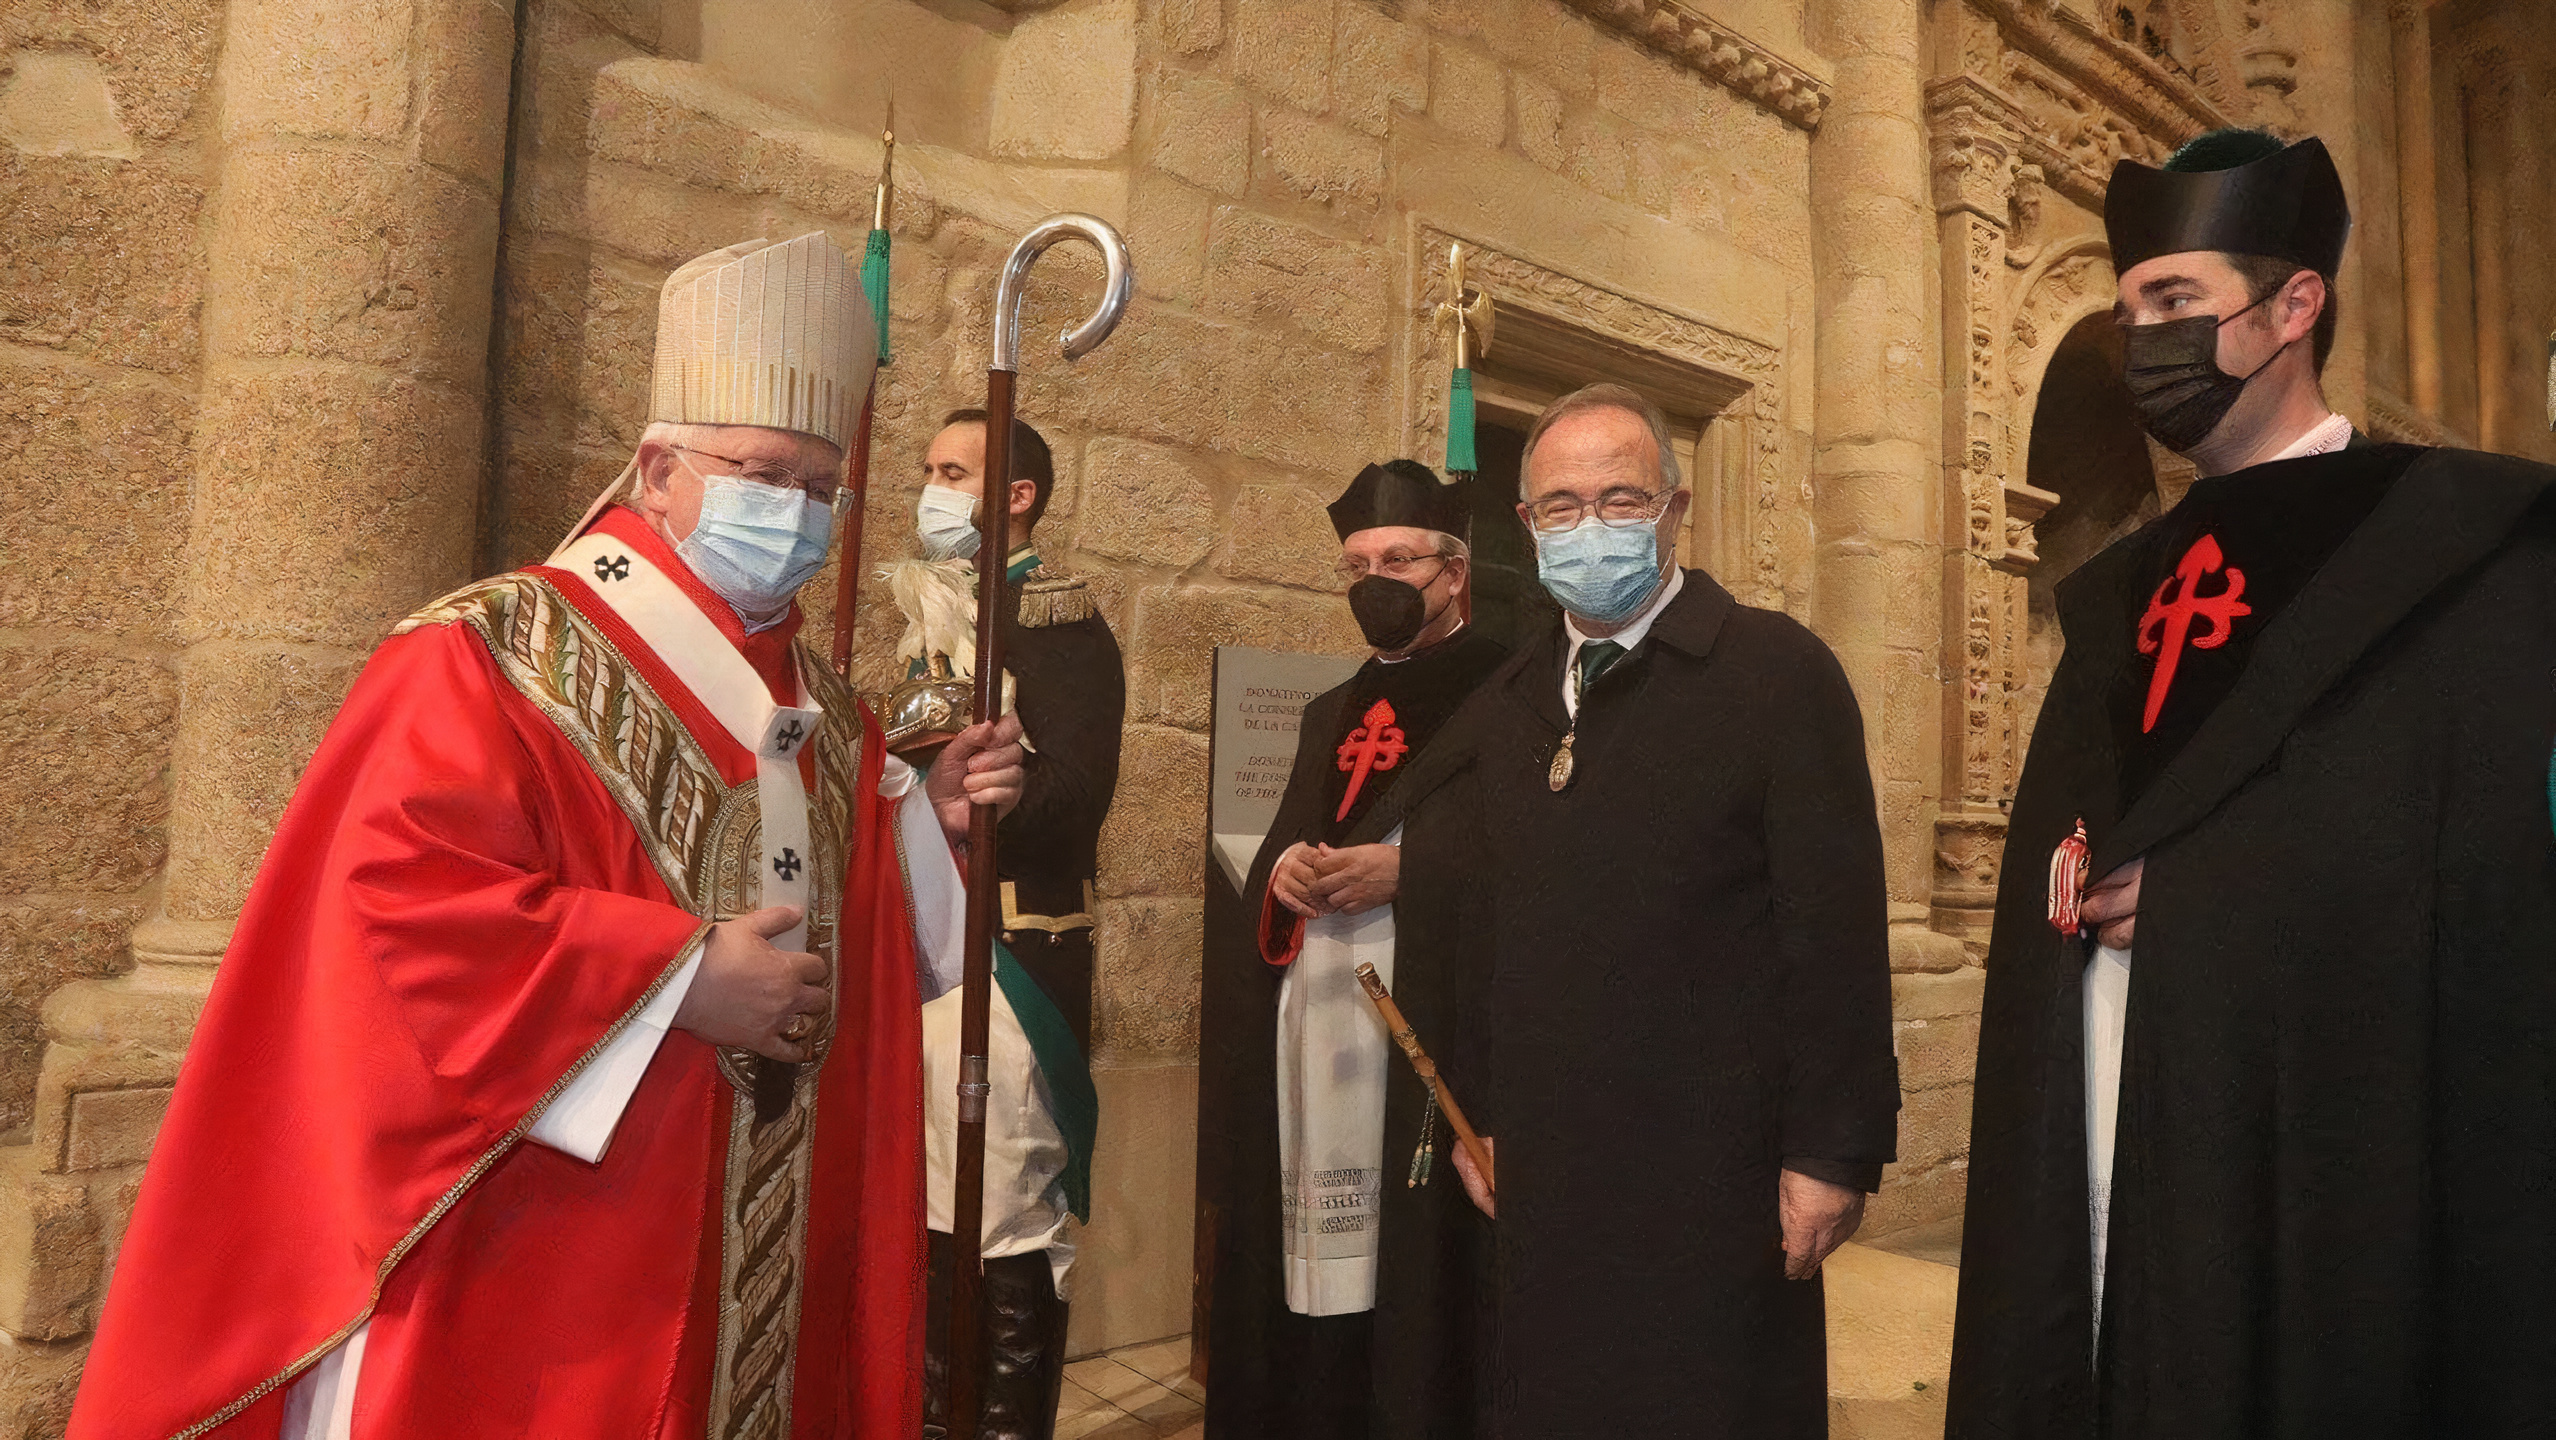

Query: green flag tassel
<box><xmin>862</xmin><ymin>227</ymin><xmax>892</xmax><ymax>365</ymax></box>
<box><xmin>1446</xmin><ymin>366</ymin><xmax>1478</xmax><ymax>473</ymax></box>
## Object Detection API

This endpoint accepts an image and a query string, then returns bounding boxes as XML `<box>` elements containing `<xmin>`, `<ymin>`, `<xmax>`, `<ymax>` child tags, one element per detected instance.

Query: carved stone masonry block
<box><xmin>1562</xmin><ymin>0</ymin><xmax>1831</xmax><ymax>131</ymax></box>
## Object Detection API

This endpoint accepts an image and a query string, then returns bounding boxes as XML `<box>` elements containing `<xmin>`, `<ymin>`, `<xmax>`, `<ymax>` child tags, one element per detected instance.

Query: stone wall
<box><xmin>0</xmin><ymin>0</ymin><xmax>509</xmax><ymax>1427</ymax></box>
<box><xmin>6</xmin><ymin>0</ymin><xmax>2556</xmax><ymax>1425</ymax></box>
<box><xmin>0</xmin><ymin>3</ymin><xmax>221</xmax><ymax>1424</ymax></box>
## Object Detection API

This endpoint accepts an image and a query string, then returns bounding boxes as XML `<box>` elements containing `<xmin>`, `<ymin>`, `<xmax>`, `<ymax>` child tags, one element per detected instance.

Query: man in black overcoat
<box><xmin>1947</xmin><ymin>130</ymin><xmax>2556</xmax><ymax>1438</ymax></box>
<box><xmin>1196</xmin><ymin>461</ymin><xmax>1507</xmax><ymax>1439</ymax></box>
<box><xmin>1390</xmin><ymin>383</ymin><xmax>1900</xmax><ymax>1437</ymax></box>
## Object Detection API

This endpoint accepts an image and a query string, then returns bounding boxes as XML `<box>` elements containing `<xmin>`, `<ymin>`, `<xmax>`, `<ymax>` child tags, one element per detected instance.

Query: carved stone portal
<box><xmin>1923</xmin><ymin>0</ymin><xmax>2257</xmax><ymax>947</ymax></box>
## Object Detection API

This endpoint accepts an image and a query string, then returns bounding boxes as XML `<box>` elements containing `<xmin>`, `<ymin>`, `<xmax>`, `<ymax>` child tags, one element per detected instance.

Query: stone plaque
<box><xmin>1207</xmin><ymin>645</ymin><xmax>1362</xmax><ymax>893</ymax></box>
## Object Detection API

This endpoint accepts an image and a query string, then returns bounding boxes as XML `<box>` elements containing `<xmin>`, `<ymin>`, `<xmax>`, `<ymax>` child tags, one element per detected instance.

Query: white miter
<box><xmin>557</xmin><ymin>231</ymin><xmax>878</xmax><ymax>552</ymax></box>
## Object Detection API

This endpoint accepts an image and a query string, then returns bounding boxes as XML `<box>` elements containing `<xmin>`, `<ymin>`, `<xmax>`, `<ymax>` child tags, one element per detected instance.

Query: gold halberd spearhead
<box><xmin>1434</xmin><ymin>240</ymin><xmax>1495</xmax><ymax>370</ymax></box>
<box><xmin>873</xmin><ymin>102</ymin><xmax>896</xmax><ymax>232</ymax></box>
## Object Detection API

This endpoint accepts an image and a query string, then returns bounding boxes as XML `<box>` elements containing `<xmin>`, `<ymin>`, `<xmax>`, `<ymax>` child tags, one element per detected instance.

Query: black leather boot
<box><xmin>924</xmin><ymin>1232</ymin><xmax>1069</xmax><ymax>1440</ymax></box>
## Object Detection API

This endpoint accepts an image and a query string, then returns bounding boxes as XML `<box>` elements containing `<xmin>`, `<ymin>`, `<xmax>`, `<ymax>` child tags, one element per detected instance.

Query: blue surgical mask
<box><xmin>675</xmin><ymin>473</ymin><xmax>832</xmax><ymax>627</ymax></box>
<box><xmin>915</xmin><ymin>483</ymin><xmax>981</xmax><ymax>562</ymax></box>
<box><xmin>1534</xmin><ymin>515</ymin><xmax>1667</xmax><ymax>625</ymax></box>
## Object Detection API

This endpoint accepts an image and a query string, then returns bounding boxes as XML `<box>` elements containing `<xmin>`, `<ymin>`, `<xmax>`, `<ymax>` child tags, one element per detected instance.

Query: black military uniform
<box><xmin>915</xmin><ymin>544</ymin><xmax>1125</xmax><ymax>1440</ymax></box>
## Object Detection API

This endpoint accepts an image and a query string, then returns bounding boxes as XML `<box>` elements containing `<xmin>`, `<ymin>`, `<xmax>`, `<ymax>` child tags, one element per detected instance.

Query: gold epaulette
<box><xmin>1015</xmin><ymin>568</ymin><xmax>1094</xmax><ymax>628</ymax></box>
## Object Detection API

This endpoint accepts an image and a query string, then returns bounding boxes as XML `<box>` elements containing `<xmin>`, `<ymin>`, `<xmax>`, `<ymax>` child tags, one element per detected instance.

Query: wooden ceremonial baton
<box><xmin>1353</xmin><ymin>962</ymin><xmax>1494</xmax><ymax>1196</ymax></box>
<box><xmin>947</xmin><ymin>215</ymin><xmax>1133</xmax><ymax>1440</ymax></box>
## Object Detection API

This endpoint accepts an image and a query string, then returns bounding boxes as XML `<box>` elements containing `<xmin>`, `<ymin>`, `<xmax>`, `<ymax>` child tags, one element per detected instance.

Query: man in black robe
<box><xmin>1388</xmin><ymin>384</ymin><xmax>1899</xmax><ymax>1437</ymax></box>
<box><xmin>1196</xmin><ymin>460</ymin><xmax>1507</xmax><ymax>1439</ymax></box>
<box><xmin>1948</xmin><ymin>130</ymin><xmax>2556</xmax><ymax>1438</ymax></box>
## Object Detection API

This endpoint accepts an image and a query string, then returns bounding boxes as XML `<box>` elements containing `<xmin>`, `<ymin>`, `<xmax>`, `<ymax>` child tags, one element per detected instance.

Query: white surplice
<box><xmin>1275</xmin><ymin>824</ymin><xmax>1402</xmax><ymax>1317</ymax></box>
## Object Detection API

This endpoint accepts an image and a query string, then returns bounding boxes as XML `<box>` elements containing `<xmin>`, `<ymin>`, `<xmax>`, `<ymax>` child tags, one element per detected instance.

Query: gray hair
<box><xmin>1518</xmin><ymin>383</ymin><xmax>1683</xmax><ymax>499</ymax></box>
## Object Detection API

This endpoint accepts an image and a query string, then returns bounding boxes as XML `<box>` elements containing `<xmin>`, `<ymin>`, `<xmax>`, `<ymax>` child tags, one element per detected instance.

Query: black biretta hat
<box><xmin>1328</xmin><ymin>459</ymin><xmax>1469</xmax><ymax>542</ymax></box>
<box><xmin>2104</xmin><ymin>132</ymin><xmax>2351</xmax><ymax>278</ymax></box>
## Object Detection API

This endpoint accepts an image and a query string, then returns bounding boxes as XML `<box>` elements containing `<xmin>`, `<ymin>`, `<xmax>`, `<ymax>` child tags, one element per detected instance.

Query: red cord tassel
<box><xmin>2047</xmin><ymin>817</ymin><xmax>2092</xmax><ymax>934</ymax></box>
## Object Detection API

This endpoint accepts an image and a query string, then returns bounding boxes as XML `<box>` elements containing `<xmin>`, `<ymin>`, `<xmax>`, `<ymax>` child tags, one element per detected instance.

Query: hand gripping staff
<box><xmin>1354</xmin><ymin>962</ymin><xmax>1495</xmax><ymax>1199</ymax></box>
<box><xmin>946</xmin><ymin>214</ymin><xmax>1133</xmax><ymax>1440</ymax></box>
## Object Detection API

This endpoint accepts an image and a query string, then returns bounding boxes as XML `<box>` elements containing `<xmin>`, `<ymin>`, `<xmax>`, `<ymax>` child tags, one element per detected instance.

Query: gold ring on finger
<box><xmin>779</xmin><ymin>1015</ymin><xmax>813</xmax><ymax>1043</ymax></box>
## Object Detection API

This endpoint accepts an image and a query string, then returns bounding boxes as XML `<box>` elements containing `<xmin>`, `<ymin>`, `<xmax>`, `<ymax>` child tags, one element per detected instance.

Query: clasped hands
<box><xmin>1269</xmin><ymin>841</ymin><xmax>1399</xmax><ymax>918</ymax></box>
<box><xmin>674</xmin><ymin>716</ymin><xmax>1025</xmax><ymax>1060</ymax></box>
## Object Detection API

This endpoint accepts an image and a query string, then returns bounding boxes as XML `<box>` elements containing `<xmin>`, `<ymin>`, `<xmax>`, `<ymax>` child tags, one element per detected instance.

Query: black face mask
<box><xmin>1347</xmin><ymin>576</ymin><xmax>1430</xmax><ymax>651</ymax></box>
<box><xmin>2120</xmin><ymin>292</ymin><xmax>2288</xmax><ymax>454</ymax></box>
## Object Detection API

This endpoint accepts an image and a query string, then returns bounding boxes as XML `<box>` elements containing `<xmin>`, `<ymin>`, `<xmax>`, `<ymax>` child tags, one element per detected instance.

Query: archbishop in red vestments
<box><xmin>69</xmin><ymin>505</ymin><xmax>935</xmax><ymax>1439</ymax></box>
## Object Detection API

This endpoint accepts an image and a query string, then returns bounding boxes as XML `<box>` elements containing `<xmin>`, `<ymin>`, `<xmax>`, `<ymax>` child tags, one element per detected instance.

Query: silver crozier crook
<box><xmin>948</xmin><ymin>213</ymin><xmax>1132</xmax><ymax>1440</ymax></box>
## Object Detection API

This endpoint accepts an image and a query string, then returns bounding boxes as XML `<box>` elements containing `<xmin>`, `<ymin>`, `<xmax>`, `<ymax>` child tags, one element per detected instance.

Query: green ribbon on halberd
<box><xmin>1446</xmin><ymin>367</ymin><xmax>1479</xmax><ymax>473</ymax></box>
<box><xmin>993</xmin><ymin>939</ymin><xmax>1098</xmax><ymax>1222</ymax></box>
<box><xmin>862</xmin><ymin>228</ymin><xmax>892</xmax><ymax>365</ymax></box>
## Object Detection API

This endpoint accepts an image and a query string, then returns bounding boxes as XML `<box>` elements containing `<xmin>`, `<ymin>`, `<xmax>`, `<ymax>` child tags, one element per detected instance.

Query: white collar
<box><xmin>2264</xmin><ymin>411</ymin><xmax>2353</xmax><ymax>463</ymax></box>
<box><xmin>1560</xmin><ymin>568</ymin><xmax>1683</xmax><ymax>719</ymax></box>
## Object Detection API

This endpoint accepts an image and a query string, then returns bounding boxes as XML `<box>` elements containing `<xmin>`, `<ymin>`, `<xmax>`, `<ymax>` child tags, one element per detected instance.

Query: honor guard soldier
<box><xmin>889</xmin><ymin>409</ymin><xmax>1125</xmax><ymax>1440</ymax></box>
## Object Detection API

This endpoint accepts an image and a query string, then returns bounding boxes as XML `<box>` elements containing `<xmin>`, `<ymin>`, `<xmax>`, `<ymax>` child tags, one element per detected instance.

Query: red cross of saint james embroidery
<box><xmin>1334</xmin><ymin>698</ymin><xmax>1409</xmax><ymax>822</ymax></box>
<box><xmin>2135</xmin><ymin>532</ymin><xmax>2252</xmax><ymax>733</ymax></box>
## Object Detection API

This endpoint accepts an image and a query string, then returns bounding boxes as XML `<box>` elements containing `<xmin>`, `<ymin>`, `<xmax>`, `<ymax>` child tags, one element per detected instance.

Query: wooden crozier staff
<box><xmin>1354</xmin><ymin>962</ymin><xmax>1495</xmax><ymax>1198</ymax></box>
<box><xmin>947</xmin><ymin>213</ymin><xmax>1133</xmax><ymax>1439</ymax></box>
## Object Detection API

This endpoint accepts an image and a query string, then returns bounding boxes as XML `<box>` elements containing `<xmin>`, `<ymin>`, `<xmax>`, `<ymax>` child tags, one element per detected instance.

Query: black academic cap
<box><xmin>2104</xmin><ymin>132</ymin><xmax>2351</xmax><ymax>278</ymax></box>
<box><xmin>1328</xmin><ymin>459</ymin><xmax>1470</xmax><ymax>542</ymax></box>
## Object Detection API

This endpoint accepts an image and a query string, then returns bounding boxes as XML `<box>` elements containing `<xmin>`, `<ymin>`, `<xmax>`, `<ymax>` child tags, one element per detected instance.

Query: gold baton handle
<box><xmin>1354</xmin><ymin>962</ymin><xmax>1494</xmax><ymax>1196</ymax></box>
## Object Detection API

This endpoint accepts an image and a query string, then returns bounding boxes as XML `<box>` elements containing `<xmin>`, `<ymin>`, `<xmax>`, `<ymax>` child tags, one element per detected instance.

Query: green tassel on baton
<box><xmin>1434</xmin><ymin>241</ymin><xmax>1494</xmax><ymax>475</ymax></box>
<box><xmin>1446</xmin><ymin>367</ymin><xmax>1478</xmax><ymax>475</ymax></box>
<box><xmin>862</xmin><ymin>228</ymin><xmax>892</xmax><ymax>365</ymax></box>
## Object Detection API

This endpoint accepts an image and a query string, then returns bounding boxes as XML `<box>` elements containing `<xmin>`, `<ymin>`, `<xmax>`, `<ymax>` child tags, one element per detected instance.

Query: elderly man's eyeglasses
<box><xmin>671</xmin><ymin>445</ymin><xmax>838</xmax><ymax>505</ymax></box>
<box><xmin>1523</xmin><ymin>487</ymin><xmax>1670</xmax><ymax>533</ymax></box>
<box><xmin>1334</xmin><ymin>551</ymin><xmax>1452</xmax><ymax>584</ymax></box>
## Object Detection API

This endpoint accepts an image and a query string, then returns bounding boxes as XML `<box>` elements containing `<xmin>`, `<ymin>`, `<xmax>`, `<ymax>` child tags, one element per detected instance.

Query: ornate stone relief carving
<box><xmin>1964</xmin><ymin>0</ymin><xmax>2235</xmax><ymax>142</ymax></box>
<box><xmin>1409</xmin><ymin>227</ymin><xmax>1790</xmax><ymax>607</ymax></box>
<box><xmin>2006</xmin><ymin>247</ymin><xmax>2114</xmax><ymax>404</ymax></box>
<box><xmin>2237</xmin><ymin>0</ymin><xmax>2300</xmax><ymax>107</ymax></box>
<box><xmin>1922</xmin><ymin>0</ymin><xmax>2241</xmax><ymax>937</ymax></box>
<box><xmin>1560</xmin><ymin>0</ymin><xmax>1830</xmax><ymax>131</ymax></box>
